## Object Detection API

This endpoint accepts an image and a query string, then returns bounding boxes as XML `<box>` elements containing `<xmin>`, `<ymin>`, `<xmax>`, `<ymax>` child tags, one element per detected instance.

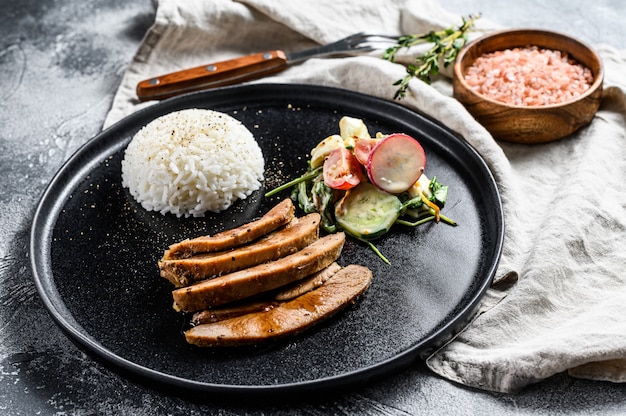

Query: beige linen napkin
<box><xmin>104</xmin><ymin>0</ymin><xmax>626</xmax><ymax>393</ymax></box>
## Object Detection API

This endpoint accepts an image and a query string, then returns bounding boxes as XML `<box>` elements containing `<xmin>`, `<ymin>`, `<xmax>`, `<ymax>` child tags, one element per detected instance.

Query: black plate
<box><xmin>30</xmin><ymin>84</ymin><xmax>503</xmax><ymax>398</ymax></box>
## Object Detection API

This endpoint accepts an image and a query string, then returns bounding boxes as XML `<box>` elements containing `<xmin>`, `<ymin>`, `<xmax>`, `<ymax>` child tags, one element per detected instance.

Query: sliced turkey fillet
<box><xmin>191</xmin><ymin>263</ymin><xmax>342</xmax><ymax>325</ymax></box>
<box><xmin>273</xmin><ymin>261</ymin><xmax>341</xmax><ymax>301</ymax></box>
<box><xmin>163</xmin><ymin>198</ymin><xmax>295</xmax><ymax>260</ymax></box>
<box><xmin>191</xmin><ymin>301</ymin><xmax>280</xmax><ymax>325</ymax></box>
<box><xmin>172</xmin><ymin>232</ymin><xmax>346</xmax><ymax>312</ymax></box>
<box><xmin>159</xmin><ymin>213</ymin><xmax>321</xmax><ymax>287</ymax></box>
<box><xmin>185</xmin><ymin>265</ymin><xmax>373</xmax><ymax>347</ymax></box>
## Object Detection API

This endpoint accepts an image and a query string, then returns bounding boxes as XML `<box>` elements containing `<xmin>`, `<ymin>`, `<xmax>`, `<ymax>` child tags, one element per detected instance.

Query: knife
<box><xmin>135</xmin><ymin>33</ymin><xmax>394</xmax><ymax>101</ymax></box>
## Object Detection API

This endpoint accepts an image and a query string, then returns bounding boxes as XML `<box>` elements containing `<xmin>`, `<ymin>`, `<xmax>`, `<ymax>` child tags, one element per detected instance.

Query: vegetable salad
<box><xmin>266</xmin><ymin>116</ymin><xmax>455</xmax><ymax>263</ymax></box>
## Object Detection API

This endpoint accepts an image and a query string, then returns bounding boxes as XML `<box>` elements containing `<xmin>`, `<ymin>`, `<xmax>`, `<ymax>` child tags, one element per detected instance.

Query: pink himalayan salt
<box><xmin>464</xmin><ymin>46</ymin><xmax>594</xmax><ymax>106</ymax></box>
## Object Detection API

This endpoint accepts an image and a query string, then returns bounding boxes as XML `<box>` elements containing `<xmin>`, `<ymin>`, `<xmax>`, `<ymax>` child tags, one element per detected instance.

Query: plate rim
<box><xmin>30</xmin><ymin>83</ymin><xmax>504</xmax><ymax>397</ymax></box>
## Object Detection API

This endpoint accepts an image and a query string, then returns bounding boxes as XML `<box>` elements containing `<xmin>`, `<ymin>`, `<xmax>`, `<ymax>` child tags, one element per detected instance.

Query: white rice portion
<box><xmin>121</xmin><ymin>109</ymin><xmax>264</xmax><ymax>217</ymax></box>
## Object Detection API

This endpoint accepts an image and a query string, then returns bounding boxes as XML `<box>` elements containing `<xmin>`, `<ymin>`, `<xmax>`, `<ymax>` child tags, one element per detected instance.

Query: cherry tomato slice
<box><xmin>323</xmin><ymin>147</ymin><xmax>364</xmax><ymax>190</ymax></box>
<box><xmin>354</xmin><ymin>137</ymin><xmax>380</xmax><ymax>166</ymax></box>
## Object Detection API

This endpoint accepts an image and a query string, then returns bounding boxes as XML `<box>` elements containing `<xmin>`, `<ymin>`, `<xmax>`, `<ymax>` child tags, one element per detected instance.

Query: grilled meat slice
<box><xmin>274</xmin><ymin>262</ymin><xmax>341</xmax><ymax>301</ymax></box>
<box><xmin>191</xmin><ymin>301</ymin><xmax>280</xmax><ymax>325</ymax></box>
<box><xmin>163</xmin><ymin>198</ymin><xmax>295</xmax><ymax>260</ymax></box>
<box><xmin>191</xmin><ymin>263</ymin><xmax>342</xmax><ymax>325</ymax></box>
<box><xmin>159</xmin><ymin>213</ymin><xmax>321</xmax><ymax>287</ymax></box>
<box><xmin>172</xmin><ymin>232</ymin><xmax>346</xmax><ymax>312</ymax></box>
<box><xmin>185</xmin><ymin>264</ymin><xmax>373</xmax><ymax>347</ymax></box>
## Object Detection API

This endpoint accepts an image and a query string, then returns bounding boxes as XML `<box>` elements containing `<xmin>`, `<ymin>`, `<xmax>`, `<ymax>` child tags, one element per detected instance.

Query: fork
<box><xmin>136</xmin><ymin>33</ymin><xmax>399</xmax><ymax>101</ymax></box>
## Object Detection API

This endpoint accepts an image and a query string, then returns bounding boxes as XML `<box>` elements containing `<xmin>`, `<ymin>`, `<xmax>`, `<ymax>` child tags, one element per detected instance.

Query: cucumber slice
<box><xmin>335</xmin><ymin>182</ymin><xmax>402</xmax><ymax>240</ymax></box>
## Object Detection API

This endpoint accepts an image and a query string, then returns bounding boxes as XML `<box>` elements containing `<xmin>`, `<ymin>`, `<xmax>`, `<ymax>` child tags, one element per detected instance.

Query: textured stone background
<box><xmin>1</xmin><ymin>0</ymin><xmax>624</xmax><ymax>414</ymax></box>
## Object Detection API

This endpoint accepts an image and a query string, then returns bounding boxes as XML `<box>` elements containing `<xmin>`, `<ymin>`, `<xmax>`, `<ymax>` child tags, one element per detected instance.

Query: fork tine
<box><xmin>343</xmin><ymin>32</ymin><xmax>398</xmax><ymax>45</ymax></box>
<box><xmin>337</xmin><ymin>33</ymin><xmax>399</xmax><ymax>54</ymax></box>
<box><xmin>287</xmin><ymin>33</ymin><xmax>399</xmax><ymax>62</ymax></box>
<box><xmin>359</xmin><ymin>34</ymin><xmax>400</xmax><ymax>41</ymax></box>
<box><xmin>346</xmin><ymin>33</ymin><xmax>399</xmax><ymax>51</ymax></box>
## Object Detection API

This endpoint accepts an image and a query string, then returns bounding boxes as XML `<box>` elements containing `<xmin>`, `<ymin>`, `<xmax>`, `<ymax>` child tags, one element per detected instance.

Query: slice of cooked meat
<box><xmin>163</xmin><ymin>198</ymin><xmax>295</xmax><ymax>259</ymax></box>
<box><xmin>159</xmin><ymin>213</ymin><xmax>321</xmax><ymax>287</ymax></box>
<box><xmin>191</xmin><ymin>301</ymin><xmax>280</xmax><ymax>325</ymax></box>
<box><xmin>172</xmin><ymin>232</ymin><xmax>346</xmax><ymax>312</ymax></box>
<box><xmin>185</xmin><ymin>264</ymin><xmax>373</xmax><ymax>347</ymax></box>
<box><xmin>191</xmin><ymin>263</ymin><xmax>342</xmax><ymax>325</ymax></box>
<box><xmin>274</xmin><ymin>262</ymin><xmax>341</xmax><ymax>301</ymax></box>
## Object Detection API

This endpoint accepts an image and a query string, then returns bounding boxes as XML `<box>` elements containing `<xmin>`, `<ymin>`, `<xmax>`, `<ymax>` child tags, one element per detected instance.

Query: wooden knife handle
<box><xmin>136</xmin><ymin>50</ymin><xmax>288</xmax><ymax>101</ymax></box>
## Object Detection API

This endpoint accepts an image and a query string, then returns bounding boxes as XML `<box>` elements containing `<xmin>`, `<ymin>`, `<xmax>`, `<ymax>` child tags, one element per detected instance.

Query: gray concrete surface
<box><xmin>1</xmin><ymin>0</ymin><xmax>624</xmax><ymax>414</ymax></box>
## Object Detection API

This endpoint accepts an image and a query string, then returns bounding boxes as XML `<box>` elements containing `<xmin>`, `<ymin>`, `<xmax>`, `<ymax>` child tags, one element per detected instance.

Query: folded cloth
<box><xmin>104</xmin><ymin>0</ymin><xmax>626</xmax><ymax>393</ymax></box>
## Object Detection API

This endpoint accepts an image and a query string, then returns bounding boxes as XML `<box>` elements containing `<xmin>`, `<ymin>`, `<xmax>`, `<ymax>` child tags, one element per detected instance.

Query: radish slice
<box><xmin>366</xmin><ymin>133</ymin><xmax>426</xmax><ymax>194</ymax></box>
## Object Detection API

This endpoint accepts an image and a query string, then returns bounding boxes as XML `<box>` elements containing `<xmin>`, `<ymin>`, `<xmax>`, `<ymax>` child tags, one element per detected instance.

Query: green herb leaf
<box><xmin>264</xmin><ymin>166</ymin><xmax>322</xmax><ymax>198</ymax></box>
<box><xmin>382</xmin><ymin>13</ymin><xmax>481</xmax><ymax>99</ymax></box>
<box><xmin>429</xmin><ymin>176</ymin><xmax>449</xmax><ymax>207</ymax></box>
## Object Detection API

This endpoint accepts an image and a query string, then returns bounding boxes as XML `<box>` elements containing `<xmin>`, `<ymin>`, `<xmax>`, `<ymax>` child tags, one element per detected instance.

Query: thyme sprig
<box><xmin>383</xmin><ymin>13</ymin><xmax>481</xmax><ymax>99</ymax></box>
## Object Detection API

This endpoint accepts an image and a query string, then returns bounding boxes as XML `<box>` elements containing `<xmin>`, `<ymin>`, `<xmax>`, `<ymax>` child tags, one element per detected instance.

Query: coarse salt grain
<box><xmin>464</xmin><ymin>46</ymin><xmax>594</xmax><ymax>106</ymax></box>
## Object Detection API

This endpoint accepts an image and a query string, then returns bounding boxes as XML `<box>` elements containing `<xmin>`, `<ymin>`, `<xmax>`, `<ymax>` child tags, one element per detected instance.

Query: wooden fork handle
<box><xmin>136</xmin><ymin>50</ymin><xmax>289</xmax><ymax>101</ymax></box>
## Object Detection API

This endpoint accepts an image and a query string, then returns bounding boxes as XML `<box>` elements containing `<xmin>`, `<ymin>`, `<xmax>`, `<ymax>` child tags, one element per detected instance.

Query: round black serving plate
<box><xmin>30</xmin><ymin>84</ymin><xmax>504</xmax><ymax>398</ymax></box>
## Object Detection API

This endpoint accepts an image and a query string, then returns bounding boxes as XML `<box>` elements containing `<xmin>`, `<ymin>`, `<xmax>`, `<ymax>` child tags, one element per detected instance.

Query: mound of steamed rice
<box><xmin>121</xmin><ymin>108</ymin><xmax>264</xmax><ymax>218</ymax></box>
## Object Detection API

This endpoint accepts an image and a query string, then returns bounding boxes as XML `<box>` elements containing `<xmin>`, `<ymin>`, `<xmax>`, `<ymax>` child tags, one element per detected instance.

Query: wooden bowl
<box><xmin>453</xmin><ymin>29</ymin><xmax>604</xmax><ymax>144</ymax></box>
